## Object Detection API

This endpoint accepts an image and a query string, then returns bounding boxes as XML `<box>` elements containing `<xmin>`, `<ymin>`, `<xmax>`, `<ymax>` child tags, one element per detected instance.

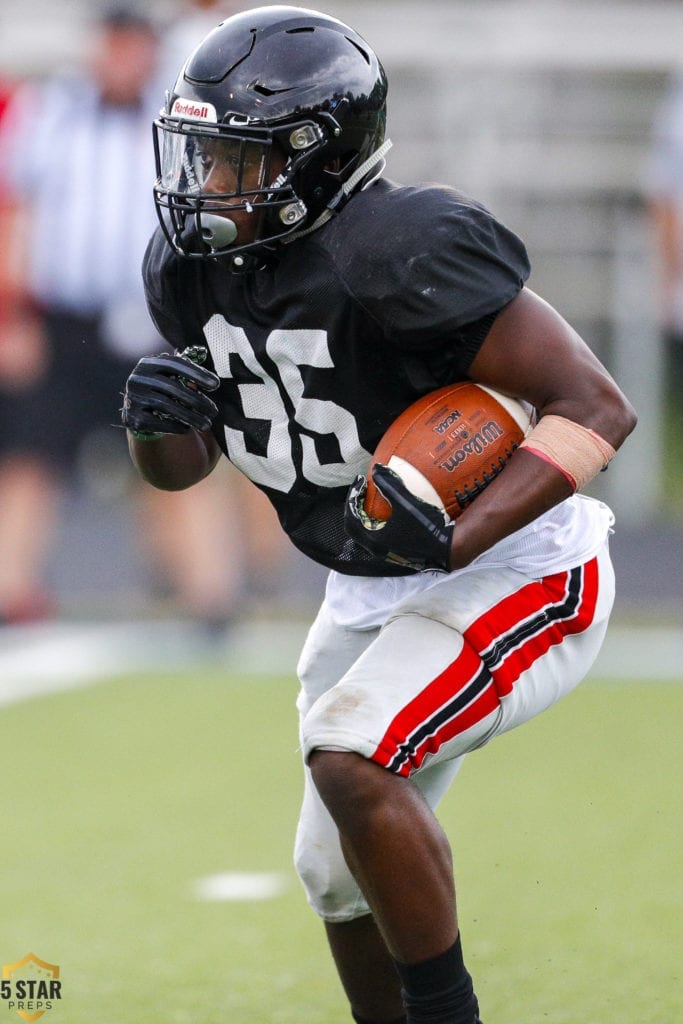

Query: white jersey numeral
<box><xmin>203</xmin><ymin>315</ymin><xmax>371</xmax><ymax>492</ymax></box>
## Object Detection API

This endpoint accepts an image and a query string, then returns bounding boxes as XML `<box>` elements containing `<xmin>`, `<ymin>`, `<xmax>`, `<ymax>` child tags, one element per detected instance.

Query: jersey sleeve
<box><xmin>142</xmin><ymin>226</ymin><xmax>207</xmax><ymax>350</ymax></box>
<box><xmin>337</xmin><ymin>182</ymin><xmax>530</xmax><ymax>358</ymax></box>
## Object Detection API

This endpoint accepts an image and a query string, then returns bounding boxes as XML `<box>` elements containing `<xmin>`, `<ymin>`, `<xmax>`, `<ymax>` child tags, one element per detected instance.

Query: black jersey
<box><xmin>143</xmin><ymin>178</ymin><xmax>530</xmax><ymax>576</ymax></box>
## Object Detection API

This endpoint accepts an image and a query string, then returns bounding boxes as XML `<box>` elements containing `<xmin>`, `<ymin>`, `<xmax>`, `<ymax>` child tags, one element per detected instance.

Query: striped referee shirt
<box><xmin>1</xmin><ymin>73</ymin><xmax>159</xmax><ymax>319</ymax></box>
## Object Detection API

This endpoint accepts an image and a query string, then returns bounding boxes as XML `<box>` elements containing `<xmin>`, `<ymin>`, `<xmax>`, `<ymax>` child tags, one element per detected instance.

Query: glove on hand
<box><xmin>122</xmin><ymin>346</ymin><xmax>220</xmax><ymax>436</ymax></box>
<box><xmin>344</xmin><ymin>463</ymin><xmax>455</xmax><ymax>572</ymax></box>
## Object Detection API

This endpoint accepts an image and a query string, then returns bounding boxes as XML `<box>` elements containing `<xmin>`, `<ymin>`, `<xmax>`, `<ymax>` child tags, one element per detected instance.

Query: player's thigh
<box><xmin>300</xmin><ymin>607</ymin><xmax>502</xmax><ymax>775</ymax></box>
<box><xmin>497</xmin><ymin>544</ymin><xmax>615</xmax><ymax>734</ymax></box>
<box><xmin>296</xmin><ymin>599</ymin><xmax>379</xmax><ymax>719</ymax></box>
<box><xmin>301</xmin><ymin>549</ymin><xmax>614</xmax><ymax>776</ymax></box>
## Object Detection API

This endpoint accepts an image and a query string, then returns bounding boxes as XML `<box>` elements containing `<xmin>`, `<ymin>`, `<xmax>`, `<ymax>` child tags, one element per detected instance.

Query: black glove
<box><xmin>344</xmin><ymin>463</ymin><xmax>455</xmax><ymax>572</ymax></box>
<box><xmin>121</xmin><ymin>346</ymin><xmax>220</xmax><ymax>437</ymax></box>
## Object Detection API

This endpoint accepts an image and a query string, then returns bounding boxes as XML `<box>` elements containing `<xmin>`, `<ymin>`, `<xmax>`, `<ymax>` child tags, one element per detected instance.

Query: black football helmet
<box><xmin>153</xmin><ymin>5</ymin><xmax>388</xmax><ymax>264</ymax></box>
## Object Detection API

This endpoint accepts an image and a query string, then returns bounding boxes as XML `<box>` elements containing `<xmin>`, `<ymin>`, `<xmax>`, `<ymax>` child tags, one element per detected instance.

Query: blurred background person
<box><xmin>0</xmin><ymin>72</ymin><xmax>57</xmax><ymax>623</ymax></box>
<box><xmin>0</xmin><ymin>4</ymin><xmax>284</xmax><ymax>629</ymax></box>
<box><xmin>646</xmin><ymin>70</ymin><xmax>683</xmax><ymax>402</ymax></box>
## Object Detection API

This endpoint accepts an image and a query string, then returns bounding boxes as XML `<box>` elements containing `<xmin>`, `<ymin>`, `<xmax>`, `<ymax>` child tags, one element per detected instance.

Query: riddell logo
<box><xmin>172</xmin><ymin>97</ymin><xmax>217</xmax><ymax>122</ymax></box>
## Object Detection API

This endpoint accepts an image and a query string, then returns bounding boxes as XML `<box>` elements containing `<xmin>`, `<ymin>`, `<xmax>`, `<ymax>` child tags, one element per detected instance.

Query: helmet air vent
<box><xmin>251</xmin><ymin>82</ymin><xmax>295</xmax><ymax>97</ymax></box>
<box><xmin>346</xmin><ymin>38</ymin><xmax>371</xmax><ymax>65</ymax></box>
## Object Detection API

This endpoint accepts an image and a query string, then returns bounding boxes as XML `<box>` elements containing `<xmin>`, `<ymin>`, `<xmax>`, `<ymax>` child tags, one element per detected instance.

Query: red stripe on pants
<box><xmin>372</xmin><ymin>644</ymin><xmax>497</xmax><ymax>775</ymax></box>
<box><xmin>371</xmin><ymin>557</ymin><xmax>599</xmax><ymax>775</ymax></box>
<box><xmin>464</xmin><ymin>558</ymin><xmax>599</xmax><ymax>698</ymax></box>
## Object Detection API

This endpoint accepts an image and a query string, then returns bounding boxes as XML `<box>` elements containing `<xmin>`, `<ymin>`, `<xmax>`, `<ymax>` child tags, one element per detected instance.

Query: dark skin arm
<box><xmin>446</xmin><ymin>287</ymin><xmax>637</xmax><ymax>569</ymax></box>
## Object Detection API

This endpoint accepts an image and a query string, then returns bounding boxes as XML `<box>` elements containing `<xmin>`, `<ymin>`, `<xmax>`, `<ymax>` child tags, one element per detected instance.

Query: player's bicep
<box><xmin>467</xmin><ymin>287</ymin><xmax>635</xmax><ymax>447</ymax></box>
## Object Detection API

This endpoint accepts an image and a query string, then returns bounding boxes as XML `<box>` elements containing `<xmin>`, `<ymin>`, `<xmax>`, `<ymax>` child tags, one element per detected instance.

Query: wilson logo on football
<box><xmin>440</xmin><ymin>421</ymin><xmax>507</xmax><ymax>472</ymax></box>
<box><xmin>363</xmin><ymin>382</ymin><xmax>532</xmax><ymax>522</ymax></box>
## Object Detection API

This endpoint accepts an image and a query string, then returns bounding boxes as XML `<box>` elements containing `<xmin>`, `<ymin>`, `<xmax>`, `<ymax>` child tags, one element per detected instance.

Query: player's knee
<box><xmin>294</xmin><ymin>820</ymin><xmax>370</xmax><ymax>922</ymax></box>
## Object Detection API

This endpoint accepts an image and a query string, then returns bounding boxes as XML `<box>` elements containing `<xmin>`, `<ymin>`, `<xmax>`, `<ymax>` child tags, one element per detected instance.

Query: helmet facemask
<box><xmin>153</xmin><ymin>113</ymin><xmax>330</xmax><ymax>260</ymax></box>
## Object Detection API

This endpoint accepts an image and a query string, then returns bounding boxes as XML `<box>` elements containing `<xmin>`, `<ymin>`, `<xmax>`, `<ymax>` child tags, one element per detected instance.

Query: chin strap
<box><xmin>341</xmin><ymin>138</ymin><xmax>393</xmax><ymax>197</ymax></box>
<box><xmin>281</xmin><ymin>138</ymin><xmax>393</xmax><ymax>244</ymax></box>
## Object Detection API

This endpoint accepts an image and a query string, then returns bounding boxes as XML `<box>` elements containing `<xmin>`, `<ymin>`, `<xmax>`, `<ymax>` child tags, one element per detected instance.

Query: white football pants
<box><xmin>294</xmin><ymin>541</ymin><xmax>615</xmax><ymax>921</ymax></box>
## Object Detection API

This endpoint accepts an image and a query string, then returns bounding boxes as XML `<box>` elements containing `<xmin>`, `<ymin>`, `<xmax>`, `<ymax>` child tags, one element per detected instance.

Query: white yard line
<box><xmin>191</xmin><ymin>872</ymin><xmax>289</xmax><ymax>902</ymax></box>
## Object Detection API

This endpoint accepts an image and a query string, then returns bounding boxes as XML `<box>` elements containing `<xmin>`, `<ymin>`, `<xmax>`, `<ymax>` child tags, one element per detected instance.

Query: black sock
<box><xmin>352</xmin><ymin>1014</ymin><xmax>406</xmax><ymax>1024</ymax></box>
<box><xmin>393</xmin><ymin>935</ymin><xmax>479</xmax><ymax>1024</ymax></box>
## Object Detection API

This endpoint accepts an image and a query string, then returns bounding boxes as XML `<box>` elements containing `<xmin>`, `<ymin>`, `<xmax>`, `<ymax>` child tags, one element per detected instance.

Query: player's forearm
<box><xmin>127</xmin><ymin>429</ymin><xmax>221</xmax><ymax>490</ymax></box>
<box><xmin>449</xmin><ymin>288</ymin><xmax>637</xmax><ymax>569</ymax></box>
<box><xmin>448</xmin><ymin>387</ymin><xmax>635</xmax><ymax>571</ymax></box>
<box><xmin>447</xmin><ymin>448</ymin><xmax>574</xmax><ymax>570</ymax></box>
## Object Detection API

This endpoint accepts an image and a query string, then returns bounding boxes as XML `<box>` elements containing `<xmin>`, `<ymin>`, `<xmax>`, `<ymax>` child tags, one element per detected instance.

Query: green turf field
<box><xmin>0</xmin><ymin>669</ymin><xmax>681</xmax><ymax>1024</ymax></box>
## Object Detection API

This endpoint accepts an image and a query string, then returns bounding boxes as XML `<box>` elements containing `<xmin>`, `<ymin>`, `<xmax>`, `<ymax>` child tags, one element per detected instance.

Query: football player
<box><xmin>121</xmin><ymin>7</ymin><xmax>637</xmax><ymax>1023</ymax></box>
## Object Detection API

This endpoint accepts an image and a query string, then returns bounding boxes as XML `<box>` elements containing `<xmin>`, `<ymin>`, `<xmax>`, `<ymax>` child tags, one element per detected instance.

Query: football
<box><xmin>363</xmin><ymin>382</ymin><xmax>534</xmax><ymax>521</ymax></box>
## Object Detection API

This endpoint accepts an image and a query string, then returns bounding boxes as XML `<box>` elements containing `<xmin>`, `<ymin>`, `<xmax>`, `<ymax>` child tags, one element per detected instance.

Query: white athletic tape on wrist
<box><xmin>519</xmin><ymin>414</ymin><xmax>616</xmax><ymax>491</ymax></box>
